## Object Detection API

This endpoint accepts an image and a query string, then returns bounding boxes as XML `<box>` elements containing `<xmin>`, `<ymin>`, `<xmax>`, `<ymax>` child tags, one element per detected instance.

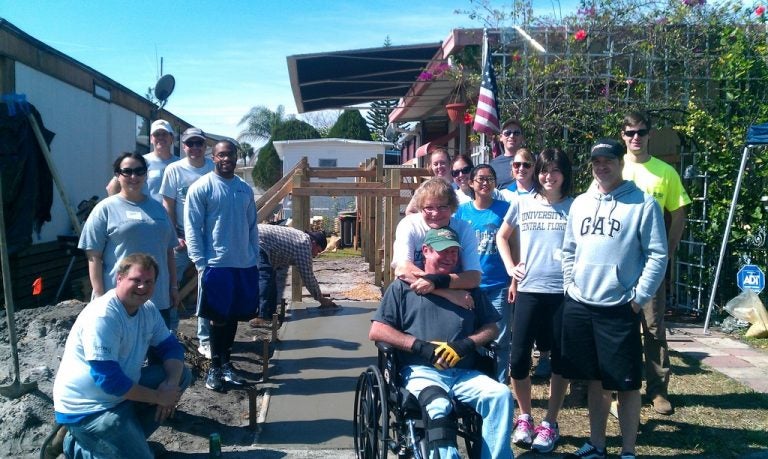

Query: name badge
<box><xmin>148</xmin><ymin>169</ymin><xmax>161</xmax><ymax>178</ymax></box>
<box><xmin>126</xmin><ymin>211</ymin><xmax>142</xmax><ymax>220</ymax></box>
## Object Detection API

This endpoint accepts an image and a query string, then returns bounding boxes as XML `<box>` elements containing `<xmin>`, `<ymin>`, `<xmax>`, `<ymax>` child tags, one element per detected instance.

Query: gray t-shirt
<box><xmin>159</xmin><ymin>157</ymin><xmax>214</xmax><ymax>237</ymax></box>
<box><xmin>144</xmin><ymin>152</ymin><xmax>179</xmax><ymax>203</ymax></box>
<box><xmin>372</xmin><ymin>279</ymin><xmax>500</xmax><ymax>368</ymax></box>
<box><xmin>78</xmin><ymin>195</ymin><xmax>177</xmax><ymax>309</ymax></box>
<box><xmin>503</xmin><ymin>193</ymin><xmax>573</xmax><ymax>293</ymax></box>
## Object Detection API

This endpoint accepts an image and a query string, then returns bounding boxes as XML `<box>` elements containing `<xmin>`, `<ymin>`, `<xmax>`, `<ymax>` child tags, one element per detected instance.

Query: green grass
<box><xmin>317</xmin><ymin>247</ymin><xmax>362</xmax><ymax>259</ymax></box>
<box><xmin>521</xmin><ymin>352</ymin><xmax>768</xmax><ymax>458</ymax></box>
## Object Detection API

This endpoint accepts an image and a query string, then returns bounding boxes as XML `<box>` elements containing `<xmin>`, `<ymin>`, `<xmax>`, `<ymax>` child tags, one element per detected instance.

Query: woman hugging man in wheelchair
<box><xmin>361</xmin><ymin>178</ymin><xmax>514</xmax><ymax>459</ymax></box>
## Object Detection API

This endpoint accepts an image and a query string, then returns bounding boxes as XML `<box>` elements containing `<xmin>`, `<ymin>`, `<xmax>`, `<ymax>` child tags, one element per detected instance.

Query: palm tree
<box><xmin>237</xmin><ymin>105</ymin><xmax>290</xmax><ymax>144</ymax></box>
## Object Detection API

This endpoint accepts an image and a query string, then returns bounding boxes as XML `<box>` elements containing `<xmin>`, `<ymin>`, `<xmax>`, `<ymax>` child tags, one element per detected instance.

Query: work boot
<box><xmin>43</xmin><ymin>425</ymin><xmax>67</xmax><ymax>459</ymax></box>
<box><xmin>652</xmin><ymin>394</ymin><xmax>674</xmax><ymax>415</ymax></box>
<box><xmin>249</xmin><ymin>317</ymin><xmax>272</xmax><ymax>328</ymax></box>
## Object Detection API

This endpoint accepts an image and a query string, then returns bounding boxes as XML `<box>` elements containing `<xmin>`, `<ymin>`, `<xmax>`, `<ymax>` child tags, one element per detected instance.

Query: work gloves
<box><xmin>411</xmin><ymin>338</ymin><xmax>475</xmax><ymax>369</ymax></box>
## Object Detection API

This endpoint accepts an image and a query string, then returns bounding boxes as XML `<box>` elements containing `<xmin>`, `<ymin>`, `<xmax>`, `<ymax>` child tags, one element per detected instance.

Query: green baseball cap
<box><xmin>424</xmin><ymin>226</ymin><xmax>461</xmax><ymax>251</ymax></box>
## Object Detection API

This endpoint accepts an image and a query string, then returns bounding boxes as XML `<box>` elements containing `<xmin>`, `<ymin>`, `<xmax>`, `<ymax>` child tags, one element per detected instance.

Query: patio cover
<box><xmin>287</xmin><ymin>43</ymin><xmax>442</xmax><ymax>113</ymax></box>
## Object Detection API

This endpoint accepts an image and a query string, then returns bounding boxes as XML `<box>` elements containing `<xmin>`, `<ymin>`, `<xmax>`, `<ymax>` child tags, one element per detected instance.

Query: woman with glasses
<box><xmin>454</xmin><ymin>165</ymin><xmax>512</xmax><ymax>383</ymax></box>
<box><xmin>393</xmin><ymin>178</ymin><xmax>482</xmax><ymax>297</ymax></box>
<box><xmin>499</xmin><ymin>147</ymin><xmax>536</xmax><ymax>201</ymax></box>
<box><xmin>496</xmin><ymin>148</ymin><xmax>574</xmax><ymax>453</ymax></box>
<box><xmin>451</xmin><ymin>154</ymin><xmax>475</xmax><ymax>205</ymax></box>
<box><xmin>79</xmin><ymin>152</ymin><xmax>178</xmax><ymax>328</ymax></box>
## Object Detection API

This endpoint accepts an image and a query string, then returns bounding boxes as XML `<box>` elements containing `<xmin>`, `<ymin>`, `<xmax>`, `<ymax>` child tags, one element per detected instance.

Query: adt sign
<box><xmin>737</xmin><ymin>264</ymin><xmax>765</xmax><ymax>294</ymax></box>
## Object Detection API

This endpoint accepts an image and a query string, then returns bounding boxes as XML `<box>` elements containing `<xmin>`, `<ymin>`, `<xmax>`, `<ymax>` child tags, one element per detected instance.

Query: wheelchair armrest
<box><xmin>375</xmin><ymin>341</ymin><xmax>396</xmax><ymax>354</ymax></box>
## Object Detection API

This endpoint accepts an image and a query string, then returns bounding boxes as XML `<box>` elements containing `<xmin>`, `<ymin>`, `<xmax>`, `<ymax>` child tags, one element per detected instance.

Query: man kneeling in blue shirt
<box><xmin>53</xmin><ymin>253</ymin><xmax>192</xmax><ymax>458</ymax></box>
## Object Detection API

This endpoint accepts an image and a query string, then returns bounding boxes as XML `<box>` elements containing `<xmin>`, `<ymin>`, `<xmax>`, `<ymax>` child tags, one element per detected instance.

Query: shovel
<box><xmin>0</xmin><ymin>169</ymin><xmax>37</xmax><ymax>399</ymax></box>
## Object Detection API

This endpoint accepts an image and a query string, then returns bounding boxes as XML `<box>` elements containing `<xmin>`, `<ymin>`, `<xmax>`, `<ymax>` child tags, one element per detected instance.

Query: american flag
<box><xmin>472</xmin><ymin>57</ymin><xmax>500</xmax><ymax>135</ymax></box>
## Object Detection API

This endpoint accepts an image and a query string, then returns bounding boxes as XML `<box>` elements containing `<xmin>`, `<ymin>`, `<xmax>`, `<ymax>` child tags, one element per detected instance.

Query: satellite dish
<box><xmin>154</xmin><ymin>74</ymin><xmax>175</xmax><ymax>105</ymax></box>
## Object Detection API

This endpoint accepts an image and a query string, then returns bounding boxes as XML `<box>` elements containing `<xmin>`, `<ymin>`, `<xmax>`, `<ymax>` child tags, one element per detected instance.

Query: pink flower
<box><xmin>463</xmin><ymin>113</ymin><xmax>473</xmax><ymax>125</ymax></box>
<box><xmin>512</xmin><ymin>53</ymin><xmax>522</xmax><ymax>62</ymax></box>
<box><xmin>626</xmin><ymin>79</ymin><xmax>635</xmax><ymax>86</ymax></box>
<box><xmin>418</xmin><ymin>71</ymin><xmax>433</xmax><ymax>81</ymax></box>
<box><xmin>574</xmin><ymin>29</ymin><xmax>587</xmax><ymax>42</ymax></box>
<box><xmin>756</xmin><ymin>4</ymin><xmax>766</xmax><ymax>16</ymax></box>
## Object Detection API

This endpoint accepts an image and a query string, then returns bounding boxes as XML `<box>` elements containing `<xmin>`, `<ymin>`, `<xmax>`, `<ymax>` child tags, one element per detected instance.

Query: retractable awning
<box><xmin>287</xmin><ymin>43</ymin><xmax>442</xmax><ymax>113</ymax></box>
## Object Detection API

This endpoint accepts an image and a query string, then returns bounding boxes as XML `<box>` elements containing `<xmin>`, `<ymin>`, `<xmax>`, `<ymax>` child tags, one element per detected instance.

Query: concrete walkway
<box><xmin>251</xmin><ymin>301</ymin><xmax>379</xmax><ymax>456</ymax></box>
<box><xmin>668</xmin><ymin>323</ymin><xmax>768</xmax><ymax>393</ymax></box>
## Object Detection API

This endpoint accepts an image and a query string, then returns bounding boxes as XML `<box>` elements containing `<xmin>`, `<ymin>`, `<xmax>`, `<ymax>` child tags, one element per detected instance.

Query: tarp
<box><xmin>0</xmin><ymin>94</ymin><xmax>54</xmax><ymax>254</ymax></box>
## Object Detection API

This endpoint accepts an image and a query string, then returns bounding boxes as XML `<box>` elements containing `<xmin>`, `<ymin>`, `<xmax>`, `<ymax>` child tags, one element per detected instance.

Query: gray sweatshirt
<box><xmin>562</xmin><ymin>180</ymin><xmax>668</xmax><ymax>307</ymax></box>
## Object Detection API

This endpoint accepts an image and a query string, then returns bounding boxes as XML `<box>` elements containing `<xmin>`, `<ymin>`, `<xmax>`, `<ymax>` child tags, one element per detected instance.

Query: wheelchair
<box><xmin>353</xmin><ymin>341</ymin><xmax>498</xmax><ymax>459</ymax></box>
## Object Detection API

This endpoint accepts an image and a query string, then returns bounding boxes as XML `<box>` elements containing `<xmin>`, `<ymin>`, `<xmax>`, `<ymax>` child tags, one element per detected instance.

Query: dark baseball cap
<box><xmin>590</xmin><ymin>138</ymin><xmax>625</xmax><ymax>159</ymax></box>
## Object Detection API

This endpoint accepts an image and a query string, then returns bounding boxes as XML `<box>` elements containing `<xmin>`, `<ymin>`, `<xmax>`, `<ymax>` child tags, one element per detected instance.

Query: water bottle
<box><xmin>209</xmin><ymin>432</ymin><xmax>222</xmax><ymax>457</ymax></box>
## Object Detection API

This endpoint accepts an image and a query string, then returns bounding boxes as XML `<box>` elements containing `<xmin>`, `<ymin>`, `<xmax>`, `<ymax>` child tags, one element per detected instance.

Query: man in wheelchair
<box><xmin>369</xmin><ymin>226</ymin><xmax>514</xmax><ymax>459</ymax></box>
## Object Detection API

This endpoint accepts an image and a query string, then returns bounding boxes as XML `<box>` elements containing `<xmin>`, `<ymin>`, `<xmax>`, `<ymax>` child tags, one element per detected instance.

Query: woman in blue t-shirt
<box><xmin>454</xmin><ymin>164</ymin><xmax>511</xmax><ymax>383</ymax></box>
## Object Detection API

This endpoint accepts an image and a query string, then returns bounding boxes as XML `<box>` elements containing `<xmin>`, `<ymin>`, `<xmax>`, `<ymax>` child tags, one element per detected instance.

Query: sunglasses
<box><xmin>502</xmin><ymin>129</ymin><xmax>523</xmax><ymax>137</ymax></box>
<box><xmin>451</xmin><ymin>166</ymin><xmax>472</xmax><ymax>177</ymax></box>
<box><xmin>117</xmin><ymin>167</ymin><xmax>147</xmax><ymax>177</ymax></box>
<box><xmin>421</xmin><ymin>205</ymin><xmax>451</xmax><ymax>214</ymax></box>
<box><xmin>512</xmin><ymin>162</ymin><xmax>532</xmax><ymax>169</ymax></box>
<box><xmin>623</xmin><ymin>129</ymin><xmax>649</xmax><ymax>138</ymax></box>
<box><xmin>473</xmin><ymin>176</ymin><xmax>496</xmax><ymax>184</ymax></box>
<box><xmin>185</xmin><ymin>139</ymin><xmax>205</xmax><ymax>147</ymax></box>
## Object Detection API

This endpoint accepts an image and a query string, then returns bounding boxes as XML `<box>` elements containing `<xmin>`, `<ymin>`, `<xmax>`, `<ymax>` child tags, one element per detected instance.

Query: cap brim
<box><xmin>429</xmin><ymin>241</ymin><xmax>461</xmax><ymax>251</ymax></box>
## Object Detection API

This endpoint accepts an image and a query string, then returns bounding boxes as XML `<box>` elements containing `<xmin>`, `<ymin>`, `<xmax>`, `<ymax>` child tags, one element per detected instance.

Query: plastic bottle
<box><xmin>209</xmin><ymin>432</ymin><xmax>222</xmax><ymax>457</ymax></box>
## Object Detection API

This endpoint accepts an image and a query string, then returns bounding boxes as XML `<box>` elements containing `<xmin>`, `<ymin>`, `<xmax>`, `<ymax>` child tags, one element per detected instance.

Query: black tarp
<box><xmin>0</xmin><ymin>94</ymin><xmax>54</xmax><ymax>254</ymax></box>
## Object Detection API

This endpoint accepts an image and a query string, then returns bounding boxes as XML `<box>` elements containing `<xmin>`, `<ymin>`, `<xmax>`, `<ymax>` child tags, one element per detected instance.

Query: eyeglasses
<box><xmin>185</xmin><ymin>139</ymin><xmax>205</xmax><ymax>147</ymax></box>
<box><xmin>623</xmin><ymin>129</ymin><xmax>649</xmax><ymax>138</ymax></box>
<box><xmin>117</xmin><ymin>167</ymin><xmax>148</xmax><ymax>177</ymax></box>
<box><xmin>502</xmin><ymin>129</ymin><xmax>523</xmax><ymax>137</ymax></box>
<box><xmin>473</xmin><ymin>176</ymin><xmax>496</xmax><ymax>185</ymax></box>
<box><xmin>451</xmin><ymin>166</ymin><xmax>472</xmax><ymax>177</ymax></box>
<box><xmin>421</xmin><ymin>205</ymin><xmax>451</xmax><ymax>214</ymax></box>
<box><xmin>512</xmin><ymin>162</ymin><xmax>532</xmax><ymax>169</ymax></box>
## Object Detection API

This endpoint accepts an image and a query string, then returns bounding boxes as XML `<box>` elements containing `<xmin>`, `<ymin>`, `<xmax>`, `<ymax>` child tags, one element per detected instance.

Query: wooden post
<box><xmin>383</xmin><ymin>167</ymin><xmax>400</xmax><ymax>289</ymax></box>
<box><xmin>290</xmin><ymin>162</ymin><xmax>308</xmax><ymax>302</ymax></box>
<box><xmin>261</xmin><ymin>339</ymin><xmax>270</xmax><ymax>381</ymax></box>
<box><xmin>374</xmin><ymin>154</ymin><xmax>385</xmax><ymax>286</ymax></box>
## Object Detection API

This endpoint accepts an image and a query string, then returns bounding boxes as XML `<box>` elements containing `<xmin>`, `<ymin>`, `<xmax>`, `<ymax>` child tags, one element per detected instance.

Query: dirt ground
<box><xmin>0</xmin><ymin>255</ymin><xmax>380</xmax><ymax>458</ymax></box>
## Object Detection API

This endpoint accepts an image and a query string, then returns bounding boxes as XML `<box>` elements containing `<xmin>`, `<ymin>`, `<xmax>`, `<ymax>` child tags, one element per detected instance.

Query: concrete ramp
<box><xmin>254</xmin><ymin>301</ymin><xmax>379</xmax><ymax>451</ymax></box>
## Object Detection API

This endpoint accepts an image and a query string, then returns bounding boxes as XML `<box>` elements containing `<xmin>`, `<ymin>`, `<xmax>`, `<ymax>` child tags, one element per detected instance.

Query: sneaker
<box><xmin>620</xmin><ymin>453</ymin><xmax>637</xmax><ymax>459</ymax></box>
<box><xmin>512</xmin><ymin>413</ymin><xmax>534</xmax><ymax>446</ymax></box>
<box><xmin>205</xmin><ymin>367</ymin><xmax>223</xmax><ymax>392</ymax></box>
<box><xmin>564</xmin><ymin>441</ymin><xmax>607</xmax><ymax>459</ymax></box>
<box><xmin>221</xmin><ymin>362</ymin><xmax>246</xmax><ymax>385</ymax></box>
<box><xmin>533</xmin><ymin>354</ymin><xmax>552</xmax><ymax>378</ymax></box>
<box><xmin>531</xmin><ymin>421</ymin><xmax>559</xmax><ymax>453</ymax></box>
<box><xmin>197</xmin><ymin>342</ymin><xmax>211</xmax><ymax>359</ymax></box>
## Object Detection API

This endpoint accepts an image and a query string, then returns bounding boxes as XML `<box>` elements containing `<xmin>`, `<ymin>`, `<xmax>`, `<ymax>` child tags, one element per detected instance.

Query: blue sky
<box><xmin>0</xmin><ymin>0</ymin><xmax>581</xmax><ymax>138</ymax></box>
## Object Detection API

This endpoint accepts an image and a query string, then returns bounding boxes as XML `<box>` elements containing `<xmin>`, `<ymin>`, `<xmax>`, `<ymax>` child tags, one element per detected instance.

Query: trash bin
<box><xmin>339</xmin><ymin>213</ymin><xmax>357</xmax><ymax>248</ymax></box>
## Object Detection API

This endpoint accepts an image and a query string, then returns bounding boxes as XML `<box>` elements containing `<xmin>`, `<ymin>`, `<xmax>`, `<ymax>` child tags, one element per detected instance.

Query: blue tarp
<box><xmin>746</xmin><ymin>123</ymin><xmax>768</xmax><ymax>144</ymax></box>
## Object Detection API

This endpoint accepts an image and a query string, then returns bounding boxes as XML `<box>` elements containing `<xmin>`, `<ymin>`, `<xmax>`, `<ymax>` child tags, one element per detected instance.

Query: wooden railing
<box><xmin>257</xmin><ymin>155</ymin><xmax>429</xmax><ymax>302</ymax></box>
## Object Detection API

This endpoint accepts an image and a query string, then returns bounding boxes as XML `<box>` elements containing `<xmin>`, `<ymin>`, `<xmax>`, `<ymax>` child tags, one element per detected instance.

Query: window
<box><xmin>135</xmin><ymin>115</ymin><xmax>150</xmax><ymax>154</ymax></box>
<box><xmin>318</xmin><ymin>158</ymin><xmax>337</xmax><ymax>167</ymax></box>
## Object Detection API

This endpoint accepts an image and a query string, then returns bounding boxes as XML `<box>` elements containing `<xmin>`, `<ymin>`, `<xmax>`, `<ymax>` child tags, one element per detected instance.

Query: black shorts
<box><xmin>559</xmin><ymin>296</ymin><xmax>642</xmax><ymax>391</ymax></box>
<box><xmin>509</xmin><ymin>291</ymin><xmax>564</xmax><ymax>380</ymax></box>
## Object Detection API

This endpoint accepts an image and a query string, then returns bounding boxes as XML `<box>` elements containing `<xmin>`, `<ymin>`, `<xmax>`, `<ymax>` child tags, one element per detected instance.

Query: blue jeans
<box><xmin>401</xmin><ymin>365</ymin><xmax>514</xmax><ymax>459</ymax></box>
<box><xmin>63</xmin><ymin>364</ymin><xmax>193</xmax><ymax>459</ymax></box>
<box><xmin>195</xmin><ymin>268</ymin><xmax>210</xmax><ymax>345</ymax></box>
<box><xmin>487</xmin><ymin>286</ymin><xmax>512</xmax><ymax>384</ymax></box>
<box><xmin>258</xmin><ymin>246</ymin><xmax>277</xmax><ymax>319</ymax></box>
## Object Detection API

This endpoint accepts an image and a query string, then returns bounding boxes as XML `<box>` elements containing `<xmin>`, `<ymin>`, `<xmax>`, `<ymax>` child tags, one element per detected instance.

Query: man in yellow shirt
<box><xmin>620</xmin><ymin>110</ymin><xmax>691</xmax><ymax>415</ymax></box>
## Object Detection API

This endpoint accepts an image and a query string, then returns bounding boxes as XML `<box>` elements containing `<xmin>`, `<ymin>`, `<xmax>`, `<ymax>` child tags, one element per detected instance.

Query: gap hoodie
<box><xmin>562</xmin><ymin>180</ymin><xmax>668</xmax><ymax>307</ymax></box>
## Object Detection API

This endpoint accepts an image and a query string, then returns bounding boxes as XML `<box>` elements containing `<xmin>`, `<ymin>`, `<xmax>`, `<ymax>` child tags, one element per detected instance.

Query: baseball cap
<box><xmin>181</xmin><ymin>127</ymin><xmax>206</xmax><ymax>142</ymax></box>
<box><xmin>423</xmin><ymin>227</ymin><xmax>461</xmax><ymax>251</ymax></box>
<box><xmin>151</xmin><ymin>119</ymin><xmax>174</xmax><ymax>135</ymax></box>
<box><xmin>590</xmin><ymin>138</ymin><xmax>624</xmax><ymax>160</ymax></box>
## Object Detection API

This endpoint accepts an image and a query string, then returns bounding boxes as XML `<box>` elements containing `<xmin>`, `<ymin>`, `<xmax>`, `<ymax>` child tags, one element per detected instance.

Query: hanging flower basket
<box><xmin>445</xmin><ymin>102</ymin><xmax>467</xmax><ymax>123</ymax></box>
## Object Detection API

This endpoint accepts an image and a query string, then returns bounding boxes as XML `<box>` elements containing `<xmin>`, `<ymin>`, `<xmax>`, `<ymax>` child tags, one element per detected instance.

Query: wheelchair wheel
<box><xmin>460</xmin><ymin>411</ymin><xmax>483</xmax><ymax>459</ymax></box>
<box><xmin>353</xmin><ymin>365</ymin><xmax>389</xmax><ymax>459</ymax></box>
